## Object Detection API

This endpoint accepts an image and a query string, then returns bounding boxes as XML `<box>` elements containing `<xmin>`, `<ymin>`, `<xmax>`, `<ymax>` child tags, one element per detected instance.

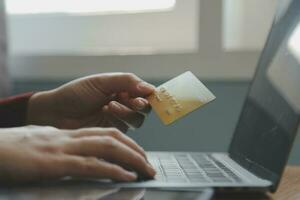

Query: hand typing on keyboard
<box><xmin>0</xmin><ymin>126</ymin><xmax>156</xmax><ymax>184</ymax></box>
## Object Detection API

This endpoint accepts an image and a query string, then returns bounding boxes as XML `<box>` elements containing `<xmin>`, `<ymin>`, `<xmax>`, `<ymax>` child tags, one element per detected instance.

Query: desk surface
<box><xmin>270</xmin><ymin>166</ymin><xmax>300</xmax><ymax>200</ymax></box>
<box><xmin>214</xmin><ymin>166</ymin><xmax>300</xmax><ymax>200</ymax></box>
<box><xmin>1</xmin><ymin>166</ymin><xmax>300</xmax><ymax>200</ymax></box>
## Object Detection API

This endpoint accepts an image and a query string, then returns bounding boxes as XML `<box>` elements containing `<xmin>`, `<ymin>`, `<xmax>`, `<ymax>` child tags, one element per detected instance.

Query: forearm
<box><xmin>0</xmin><ymin>92</ymin><xmax>34</xmax><ymax>128</ymax></box>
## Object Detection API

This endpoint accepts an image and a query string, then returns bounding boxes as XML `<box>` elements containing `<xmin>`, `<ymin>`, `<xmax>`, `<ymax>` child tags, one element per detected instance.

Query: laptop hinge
<box><xmin>230</xmin><ymin>152</ymin><xmax>279</xmax><ymax>191</ymax></box>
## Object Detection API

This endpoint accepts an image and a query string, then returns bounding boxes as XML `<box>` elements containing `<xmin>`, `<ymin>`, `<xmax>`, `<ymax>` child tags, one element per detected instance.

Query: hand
<box><xmin>27</xmin><ymin>73</ymin><xmax>155</xmax><ymax>131</ymax></box>
<box><xmin>0</xmin><ymin>126</ymin><xmax>155</xmax><ymax>184</ymax></box>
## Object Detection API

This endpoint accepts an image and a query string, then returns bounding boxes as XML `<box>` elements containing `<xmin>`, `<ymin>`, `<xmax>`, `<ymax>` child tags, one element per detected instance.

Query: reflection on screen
<box><xmin>267</xmin><ymin>22</ymin><xmax>300</xmax><ymax>113</ymax></box>
<box><xmin>229</xmin><ymin>1</ymin><xmax>300</xmax><ymax>188</ymax></box>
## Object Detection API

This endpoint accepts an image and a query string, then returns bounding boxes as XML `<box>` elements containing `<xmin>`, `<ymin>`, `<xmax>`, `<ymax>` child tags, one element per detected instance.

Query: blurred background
<box><xmin>5</xmin><ymin>0</ymin><xmax>300</xmax><ymax>163</ymax></box>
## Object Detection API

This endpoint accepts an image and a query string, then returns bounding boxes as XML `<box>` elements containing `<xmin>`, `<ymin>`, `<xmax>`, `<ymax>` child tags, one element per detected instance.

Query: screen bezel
<box><xmin>228</xmin><ymin>0</ymin><xmax>300</xmax><ymax>192</ymax></box>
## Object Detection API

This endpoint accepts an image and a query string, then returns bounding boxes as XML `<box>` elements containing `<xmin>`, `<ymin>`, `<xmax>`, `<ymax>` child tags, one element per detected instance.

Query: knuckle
<box><xmin>108</xmin><ymin>164</ymin><xmax>122</xmax><ymax>174</ymax></box>
<box><xmin>81</xmin><ymin>158</ymin><xmax>98</xmax><ymax>172</ymax></box>
<box><xmin>26</xmin><ymin>125</ymin><xmax>39</xmax><ymax>129</ymax></box>
<box><xmin>64</xmin><ymin>157</ymin><xmax>82</xmax><ymax>170</ymax></box>
<box><xmin>84</xmin><ymin>157</ymin><xmax>99</xmax><ymax>163</ymax></box>
<box><xmin>75</xmin><ymin>137</ymin><xmax>90</xmax><ymax>147</ymax></box>
<box><xmin>74</xmin><ymin>128</ymin><xmax>85</xmax><ymax>135</ymax></box>
<box><xmin>45</xmin><ymin>126</ymin><xmax>58</xmax><ymax>130</ymax></box>
<box><xmin>83</xmin><ymin>157</ymin><xmax>100</xmax><ymax>171</ymax></box>
<box><xmin>132</xmin><ymin>153</ymin><xmax>145</xmax><ymax>164</ymax></box>
<box><xmin>75</xmin><ymin>128</ymin><xmax>92</xmax><ymax>137</ymax></box>
<box><xmin>37</xmin><ymin>144</ymin><xmax>60</xmax><ymax>153</ymax></box>
<box><xmin>70</xmin><ymin>157</ymin><xmax>98</xmax><ymax>173</ymax></box>
<box><xmin>102</xmin><ymin>136</ymin><xmax>118</xmax><ymax>149</ymax></box>
<box><xmin>76</xmin><ymin>128</ymin><xmax>92</xmax><ymax>135</ymax></box>
<box><xmin>124</xmin><ymin>73</ymin><xmax>140</xmax><ymax>83</ymax></box>
<box><xmin>124</xmin><ymin>72</ymin><xmax>135</xmax><ymax>79</ymax></box>
<box><xmin>107</xmin><ymin>128</ymin><xmax>122</xmax><ymax>138</ymax></box>
<box><xmin>108</xmin><ymin>164</ymin><xmax>121</xmax><ymax>174</ymax></box>
<box><xmin>69</xmin><ymin>130</ymin><xmax>82</xmax><ymax>138</ymax></box>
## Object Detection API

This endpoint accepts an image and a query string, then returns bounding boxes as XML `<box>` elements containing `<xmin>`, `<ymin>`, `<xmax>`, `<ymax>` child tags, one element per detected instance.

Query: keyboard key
<box><xmin>147</xmin><ymin>153</ymin><xmax>243</xmax><ymax>184</ymax></box>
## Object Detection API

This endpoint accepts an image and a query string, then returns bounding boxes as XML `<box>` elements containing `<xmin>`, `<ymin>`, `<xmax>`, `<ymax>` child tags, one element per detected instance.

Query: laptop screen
<box><xmin>229</xmin><ymin>0</ymin><xmax>300</xmax><ymax>190</ymax></box>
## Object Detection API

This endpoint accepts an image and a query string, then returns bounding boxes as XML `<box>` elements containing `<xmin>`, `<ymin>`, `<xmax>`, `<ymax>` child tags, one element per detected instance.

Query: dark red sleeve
<box><xmin>0</xmin><ymin>92</ymin><xmax>34</xmax><ymax>127</ymax></box>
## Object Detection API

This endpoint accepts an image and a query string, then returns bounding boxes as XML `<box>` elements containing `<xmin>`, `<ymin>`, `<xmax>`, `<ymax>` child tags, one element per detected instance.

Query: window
<box><xmin>222</xmin><ymin>0</ymin><xmax>278</xmax><ymax>51</ymax></box>
<box><xmin>6</xmin><ymin>0</ymin><xmax>198</xmax><ymax>55</ymax></box>
<box><xmin>8</xmin><ymin>0</ymin><xmax>277</xmax><ymax>80</ymax></box>
<box><xmin>6</xmin><ymin>0</ymin><xmax>175</xmax><ymax>15</ymax></box>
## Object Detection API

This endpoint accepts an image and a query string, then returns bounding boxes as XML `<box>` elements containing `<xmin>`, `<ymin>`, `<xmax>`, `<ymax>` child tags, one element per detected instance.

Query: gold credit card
<box><xmin>147</xmin><ymin>71</ymin><xmax>216</xmax><ymax>125</ymax></box>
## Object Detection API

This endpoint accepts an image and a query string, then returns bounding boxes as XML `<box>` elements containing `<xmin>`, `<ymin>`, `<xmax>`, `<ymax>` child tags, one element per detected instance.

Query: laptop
<box><xmin>115</xmin><ymin>0</ymin><xmax>300</xmax><ymax>192</ymax></box>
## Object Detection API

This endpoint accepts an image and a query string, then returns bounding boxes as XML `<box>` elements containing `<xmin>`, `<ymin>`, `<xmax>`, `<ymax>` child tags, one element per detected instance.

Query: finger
<box><xmin>108</xmin><ymin>101</ymin><xmax>145</xmax><ymax>128</ymax></box>
<box><xmin>108</xmin><ymin>117</ymin><xmax>129</xmax><ymax>133</ymax></box>
<box><xmin>117</xmin><ymin>93</ymin><xmax>151</xmax><ymax>114</ymax></box>
<box><xmin>118</xmin><ymin>92</ymin><xmax>130</xmax><ymax>103</ymax></box>
<box><xmin>101</xmin><ymin>105</ymin><xmax>112</xmax><ymax>126</ymax></box>
<box><xmin>102</xmin><ymin>105</ymin><xmax>129</xmax><ymax>133</ymax></box>
<box><xmin>70</xmin><ymin>128</ymin><xmax>146</xmax><ymax>159</ymax></box>
<box><xmin>64</xmin><ymin>136</ymin><xmax>156</xmax><ymax>178</ymax></box>
<box><xmin>128</xmin><ymin>98</ymin><xmax>152</xmax><ymax>114</ymax></box>
<box><xmin>93</xmin><ymin>73</ymin><xmax>155</xmax><ymax>97</ymax></box>
<box><xmin>62</xmin><ymin>156</ymin><xmax>137</xmax><ymax>181</ymax></box>
<box><xmin>116</xmin><ymin>92</ymin><xmax>131</xmax><ymax>109</ymax></box>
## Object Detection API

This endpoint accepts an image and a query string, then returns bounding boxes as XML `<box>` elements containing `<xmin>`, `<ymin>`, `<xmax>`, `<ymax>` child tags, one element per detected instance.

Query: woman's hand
<box><xmin>27</xmin><ymin>73</ymin><xmax>155</xmax><ymax>132</ymax></box>
<box><xmin>0</xmin><ymin>126</ymin><xmax>155</xmax><ymax>184</ymax></box>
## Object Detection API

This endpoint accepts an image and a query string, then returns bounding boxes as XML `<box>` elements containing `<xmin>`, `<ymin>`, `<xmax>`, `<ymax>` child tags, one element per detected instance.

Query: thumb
<box><xmin>93</xmin><ymin>73</ymin><xmax>155</xmax><ymax>97</ymax></box>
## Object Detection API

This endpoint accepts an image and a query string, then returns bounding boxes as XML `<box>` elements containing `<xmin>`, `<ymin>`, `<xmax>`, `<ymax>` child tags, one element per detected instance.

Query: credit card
<box><xmin>147</xmin><ymin>71</ymin><xmax>216</xmax><ymax>125</ymax></box>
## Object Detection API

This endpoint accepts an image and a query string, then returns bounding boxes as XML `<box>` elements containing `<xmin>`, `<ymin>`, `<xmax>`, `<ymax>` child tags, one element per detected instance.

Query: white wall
<box><xmin>7</xmin><ymin>0</ymin><xmax>199</xmax><ymax>55</ymax></box>
<box><xmin>6</xmin><ymin>0</ymin><xmax>277</xmax><ymax>81</ymax></box>
<box><xmin>223</xmin><ymin>0</ymin><xmax>277</xmax><ymax>51</ymax></box>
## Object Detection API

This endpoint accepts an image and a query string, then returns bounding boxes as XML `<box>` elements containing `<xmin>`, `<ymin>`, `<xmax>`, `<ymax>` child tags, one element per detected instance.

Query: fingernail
<box><xmin>111</xmin><ymin>102</ymin><xmax>121</xmax><ymax>111</ymax></box>
<box><xmin>137</xmin><ymin>82</ymin><xmax>155</xmax><ymax>92</ymax></box>
<box><xmin>147</xmin><ymin>164</ymin><xmax>156</xmax><ymax>177</ymax></box>
<box><xmin>140</xmin><ymin>98</ymin><xmax>148</xmax><ymax>104</ymax></box>
<box><xmin>124</xmin><ymin>171</ymin><xmax>137</xmax><ymax>181</ymax></box>
<box><xmin>102</xmin><ymin>105</ymin><xmax>109</xmax><ymax>112</ymax></box>
<box><xmin>136</xmin><ymin>99</ymin><xmax>146</xmax><ymax>110</ymax></box>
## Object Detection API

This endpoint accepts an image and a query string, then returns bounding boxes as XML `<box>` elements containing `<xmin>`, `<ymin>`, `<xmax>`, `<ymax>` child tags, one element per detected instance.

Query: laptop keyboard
<box><xmin>148</xmin><ymin>153</ymin><xmax>243</xmax><ymax>183</ymax></box>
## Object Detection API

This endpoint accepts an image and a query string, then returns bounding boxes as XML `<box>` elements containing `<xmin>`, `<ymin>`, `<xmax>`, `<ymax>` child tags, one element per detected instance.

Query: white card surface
<box><xmin>147</xmin><ymin>71</ymin><xmax>216</xmax><ymax>125</ymax></box>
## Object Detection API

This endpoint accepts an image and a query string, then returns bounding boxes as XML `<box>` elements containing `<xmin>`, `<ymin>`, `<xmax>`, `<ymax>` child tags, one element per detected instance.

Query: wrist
<box><xmin>26</xmin><ymin>90</ymin><xmax>57</xmax><ymax>127</ymax></box>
